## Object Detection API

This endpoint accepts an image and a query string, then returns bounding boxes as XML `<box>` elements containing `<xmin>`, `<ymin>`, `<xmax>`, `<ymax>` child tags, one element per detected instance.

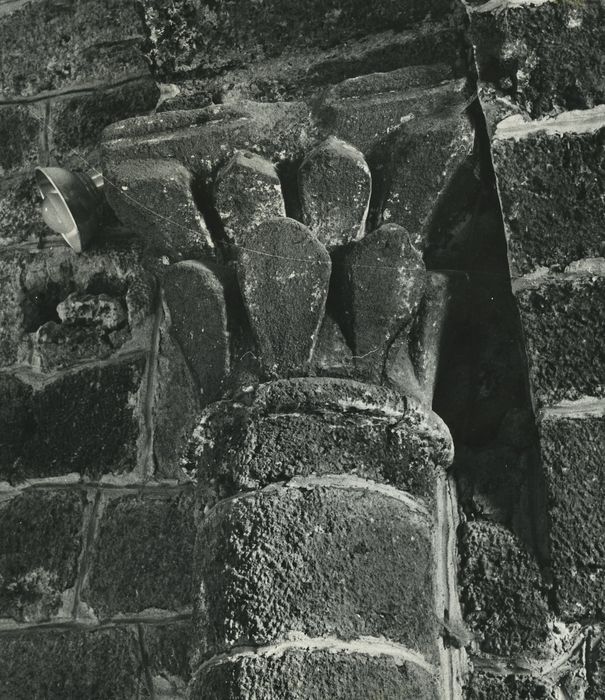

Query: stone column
<box><xmin>188</xmin><ymin>379</ymin><xmax>455</xmax><ymax>698</ymax></box>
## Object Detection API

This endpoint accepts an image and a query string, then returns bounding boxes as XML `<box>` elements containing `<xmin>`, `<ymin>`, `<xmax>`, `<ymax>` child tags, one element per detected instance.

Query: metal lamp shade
<box><xmin>35</xmin><ymin>167</ymin><xmax>104</xmax><ymax>253</ymax></box>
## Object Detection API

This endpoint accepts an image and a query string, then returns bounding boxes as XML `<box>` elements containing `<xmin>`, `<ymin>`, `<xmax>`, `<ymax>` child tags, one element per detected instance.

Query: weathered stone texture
<box><xmin>191</xmin><ymin>649</ymin><xmax>439</xmax><ymax>700</ymax></box>
<box><xmin>142</xmin><ymin>621</ymin><xmax>193</xmax><ymax>696</ymax></box>
<box><xmin>214</xmin><ymin>151</ymin><xmax>286</xmax><ymax>246</ymax></box>
<box><xmin>0</xmin><ymin>173</ymin><xmax>48</xmax><ymax>246</ymax></box>
<box><xmin>0</xmin><ymin>104</ymin><xmax>42</xmax><ymax>174</ymax></box>
<box><xmin>459</xmin><ymin>521</ymin><xmax>550</xmax><ymax>657</ymax></box>
<box><xmin>237</xmin><ymin>218</ymin><xmax>331</xmax><ymax>377</ymax></box>
<box><xmin>464</xmin><ymin>670</ymin><xmax>557</xmax><ymax>700</ymax></box>
<box><xmin>0</xmin><ymin>357</ymin><xmax>145</xmax><ymax>482</ymax></box>
<box><xmin>515</xmin><ymin>277</ymin><xmax>605</xmax><ymax>406</ymax></box>
<box><xmin>493</xmin><ymin>129</ymin><xmax>605</xmax><ymax>276</ymax></box>
<box><xmin>104</xmin><ymin>159</ymin><xmax>213</xmax><ymax>257</ymax></box>
<box><xmin>470</xmin><ymin>0</ymin><xmax>605</xmax><ymax>118</ymax></box>
<box><xmin>541</xmin><ymin>415</ymin><xmax>605</xmax><ymax>620</ymax></box>
<box><xmin>299</xmin><ymin>136</ymin><xmax>371</xmax><ymax>250</ymax></box>
<box><xmin>85</xmin><ymin>492</ymin><xmax>194</xmax><ymax>618</ymax></box>
<box><xmin>0</xmin><ymin>627</ymin><xmax>143</xmax><ymax>699</ymax></box>
<box><xmin>189</xmin><ymin>378</ymin><xmax>453</xmax><ymax>504</ymax></box>
<box><xmin>0</xmin><ymin>0</ymin><xmax>149</xmax><ymax>97</ymax></box>
<box><xmin>140</xmin><ymin>0</ymin><xmax>452</xmax><ymax>78</ymax></box>
<box><xmin>163</xmin><ymin>261</ymin><xmax>230</xmax><ymax>404</ymax></box>
<box><xmin>195</xmin><ymin>484</ymin><xmax>436</xmax><ymax>659</ymax></box>
<box><xmin>0</xmin><ymin>490</ymin><xmax>84</xmax><ymax>623</ymax></box>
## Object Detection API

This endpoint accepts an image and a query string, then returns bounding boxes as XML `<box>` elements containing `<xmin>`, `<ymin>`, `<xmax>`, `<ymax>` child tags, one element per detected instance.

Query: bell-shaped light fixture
<box><xmin>35</xmin><ymin>167</ymin><xmax>104</xmax><ymax>253</ymax></box>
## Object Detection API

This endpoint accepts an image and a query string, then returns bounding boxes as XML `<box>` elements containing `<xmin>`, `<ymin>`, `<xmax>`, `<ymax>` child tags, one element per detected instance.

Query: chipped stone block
<box><xmin>214</xmin><ymin>151</ymin><xmax>285</xmax><ymax>246</ymax></box>
<box><xmin>459</xmin><ymin>521</ymin><xmax>550</xmax><ymax>657</ymax></box>
<box><xmin>541</xmin><ymin>415</ymin><xmax>605</xmax><ymax>620</ymax></box>
<box><xmin>237</xmin><ymin>217</ymin><xmax>331</xmax><ymax>377</ymax></box>
<box><xmin>49</xmin><ymin>79</ymin><xmax>159</xmax><ymax>154</ymax></box>
<box><xmin>104</xmin><ymin>159</ymin><xmax>213</xmax><ymax>258</ymax></box>
<box><xmin>464</xmin><ymin>670</ymin><xmax>557</xmax><ymax>700</ymax></box>
<box><xmin>142</xmin><ymin>621</ymin><xmax>192</xmax><ymax>696</ymax></box>
<box><xmin>190</xmin><ymin>648</ymin><xmax>439</xmax><ymax>700</ymax></box>
<box><xmin>340</xmin><ymin>223</ymin><xmax>425</xmax><ymax>383</ymax></box>
<box><xmin>493</xmin><ymin>127</ymin><xmax>605</xmax><ymax>276</ymax></box>
<box><xmin>0</xmin><ymin>490</ymin><xmax>84</xmax><ymax>623</ymax></box>
<box><xmin>299</xmin><ymin>136</ymin><xmax>371</xmax><ymax>250</ymax></box>
<box><xmin>0</xmin><ymin>355</ymin><xmax>145</xmax><ymax>482</ymax></box>
<box><xmin>515</xmin><ymin>277</ymin><xmax>605</xmax><ymax>406</ymax></box>
<box><xmin>84</xmin><ymin>492</ymin><xmax>194</xmax><ymax>618</ymax></box>
<box><xmin>0</xmin><ymin>627</ymin><xmax>143</xmax><ymax>699</ymax></box>
<box><xmin>188</xmin><ymin>378</ymin><xmax>453</xmax><ymax>505</ymax></box>
<box><xmin>470</xmin><ymin>0</ymin><xmax>605</xmax><ymax>118</ymax></box>
<box><xmin>0</xmin><ymin>104</ymin><xmax>42</xmax><ymax>174</ymax></box>
<box><xmin>163</xmin><ymin>261</ymin><xmax>230</xmax><ymax>404</ymax></box>
<box><xmin>0</xmin><ymin>244</ymin><xmax>154</xmax><ymax>369</ymax></box>
<box><xmin>0</xmin><ymin>0</ymin><xmax>148</xmax><ymax>98</ymax></box>
<box><xmin>195</xmin><ymin>483</ymin><xmax>437</xmax><ymax>660</ymax></box>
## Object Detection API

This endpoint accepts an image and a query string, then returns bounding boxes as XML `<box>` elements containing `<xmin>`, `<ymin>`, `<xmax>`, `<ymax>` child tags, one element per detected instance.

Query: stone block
<box><xmin>340</xmin><ymin>223</ymin><xmax>425</xmax><ymax>382</ymax></box>
<box><xmin>470</xmin><ymin>0</ymin><xmax>605</xmax><ymax>118</ymax></box>
<box><xmin>0</xmin><ymin>0</ymin><xmax>148</xmax><ymax>97</ymax></box>
<box><xmin>142</xmin><ymin>621</ymin><xmax>193</xmax><ymax>696</ymax></box>
<box><xmin>188</xmin><ymin>378</ymin><xmax>453</xmax><ymax>504</ymax></box>
<box><xmin>515</xmin><ymin>277</ymin><xmax>605</xmax><ymax>406</ymax></box>
<box><xmin>49</xmin><ymin>79</ymin><xmax>159</xmax><ymax>154</ymax></box>
<box><xmin>190</xmin><ymin>648</ymin><xmax>439</xmax><ymax>700</ymax></box>
<box><xmin>0</xmin><ymin>172</ymin><xmax>48</xmax><ymax>246</ymax></box>
<box><xmin>493</xmin><ymin>128</ymin><xmax>605</xmax><ymax>276</ymax></box>
<box><xmin>299</xmin><ymin>136</ymin><xmax>371</xmax><ymax>250</ymax></box>
<box><xmin>0</xmin><ymin>489</ymin><xmax>84</xmax><ymax>623</ymax></box>
<box><xmin>237</xmin><ymin>217</ymin><xmax>331</xmax><ymax>377</ymax></box>
<box><xmin>464</xmin><ymin>671</ymin><xmax>557</xmax><ymax>700</ymax></box>
<box><xmin>140</xmin><ymin>0</ymin><xmax>451</xmax><ymax>78</ymax></box>
<box><xmin>214</xmin><ymin>151</ymin><xmax>286</xmax><ymax>246</ymax></box>
<box><xmin>0</xmin><ymin>355</ymin><xmax>146</xmax><ymax>482</ymax></box>
<box><xmin>84</xmin><ymin>492</ymin><xmax>194</xmax><ymax>618</ymax></box>
<box><xmin>459</xmin><ymin>521</ymin><xmax>550</xmax><ymax>657</ymax></box>
<box><xmin>0</xmin><ymin>104</ymin><xmax>42</xmax><ymax>174</ymax></box>
<box><xmin>153</xmin><ymin>323</ymin><xmax>200</xmax><ymax>479</ymax></box>
<box><xmin>0</xmin><ymin>626</ymin><xmax>143</xmax><ymax>699</ymax></box>
<box><xmin>195</xmin><ymin>483</ymin><xmax>437</xmax><ymax>660</ymax></box>
<box><xmin>541</xmin><ymin>415</ymin><xmax>605</xmax><ymax>619</ymax></box>
<box><xmin>104</xmin><ymin>159</ymin><xmax>214</xmax><ymax>258</ymax></box>
<box><xmin>162</xmin><ymin>261</ymin><xmax>230</xmax><ymax>402</ymax></box>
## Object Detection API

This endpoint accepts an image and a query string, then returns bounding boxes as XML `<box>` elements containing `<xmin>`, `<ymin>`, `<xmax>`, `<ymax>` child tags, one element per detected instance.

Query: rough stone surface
<box><xmin>191</xmin><ymin>649</ymin><xmax>439</xmax><ymax>700</ymax></box>
<box><xmin>0</xmin><ymin>356</ymin><xmax>145</xmax><ymax>483</ymax></box>
<box><xmin>515</xmin><ymin>277</ymin><xmax>605</xmax><ymax>406</ymax></box>
<box><xmin>85</xmin><ymin>492</ymin><xmax>194</xmax><ymax>618</ymax></box>
<box><xmin>163</xmin><ymin>261</ymin><xmax>230</xmax><ymax>404</ymax></box>
<box><xmin>104</xmin><ymin>159</ymin><xmax>214</xmax><ymax>258</ymax></box>
<box><xmin>49</xmin><ymin>79</ymin><xmax>159</xmax><ymax>154</ymax></box>
<box><xmin>154</xmin><ymin>323</ymin><xmax>200</xmax><ymax>479</ymax></box>
<box><xmin>143</xmin><ymin>621</ymin><xmax>192</xmax><ymax>696</ymax></box>
<box><xmin>470</xmin><ymin>0</ymin><xmax>605</xmax><ymax>118</ymax></box>
<box><xmin>459</xmin><ymin>521</ymin><xmax>551</xmax><ymax>657</ymax></box>
<box><xmin>0</xmin><ymin>490</ymin><xmax>84</xmax><ymax>623</ymax></box>
<box><xmin>299</xmin><ymin>136</ymin><xmax>371</xmax><ymax>250</ymax></box>
<box><xmin>0</xmin><ymin>104</ymin><xmax>41</xmax><ymax>174</ymax></box>
<box><xmin>494</xmin><ymin>128</ymin><xmax>605</xmax><ymax>276</ymax></box>
<box><xmin>214</xmin><ymin>151</ymin><xmax>286</xmax><ymax>246</ymax></box>
<box><xmin>195</xmin><ymin>484</ymin><xmax>436</xmax><ymax>659</ymax></box>
<box><xmin>0</xmin><ymin>627</ymin><xmax>143</xmax><ymax>699</ymax></box>
<box><xmin>189</xmin><ymin>378</ymin><xmax>453</xmax><ymax>504</ymax></box>
<box><xmin>140</xmin><ymin>0</ymin><xmax>451</xmax><ymax>78</ymax></box>
<box><xmin>464</xmin><ymin>671</ymin><xmax>557</xmax><ymax>700</ymax></box>
<box><xmin>0</xmin><ymin>0</ymin><xmax>148</xmax><ymax>97</ymax></box>
<box><xmin>237</xmin><ymin>217</ymin><xmax>331</xmax><ymax>377</ymax></box>
<box><xmin>0</xmin><ymin>173</ymin><xmax>48</xmax><ymax>246</ymax></box>
<box><xmin>541</xmin><ymin>415</ymin><xmax>605</xmax><ymax>620</ymax></box>
<box><xmin>340</xmin><ymin>223</ymin><xmax>425</xmax><ymax>382</ymax></box>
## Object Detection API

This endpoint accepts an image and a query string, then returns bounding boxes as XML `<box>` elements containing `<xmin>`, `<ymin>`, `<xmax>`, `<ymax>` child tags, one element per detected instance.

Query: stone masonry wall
<box><xmin>0</xmin><ymin>0</ymin><xmax>603</xmax><ymax>698</ymax></box>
